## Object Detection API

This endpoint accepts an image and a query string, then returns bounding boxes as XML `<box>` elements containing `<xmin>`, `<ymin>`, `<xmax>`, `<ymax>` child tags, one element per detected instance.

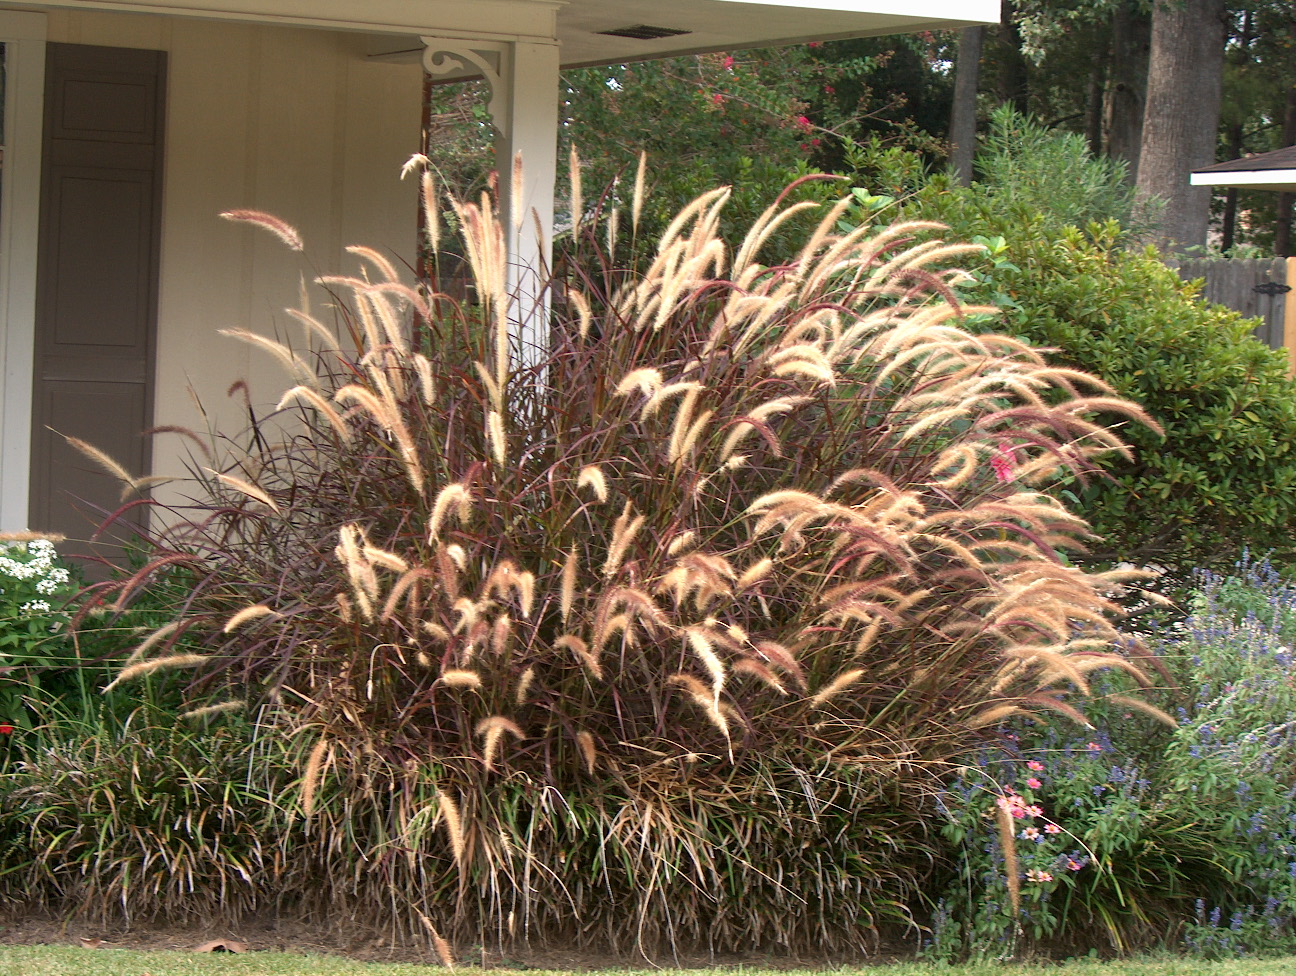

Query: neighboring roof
<box><xmin>1191</xmin><ymin>145</ymin><xmax>1296</xmax><ymax>192</ymax></box>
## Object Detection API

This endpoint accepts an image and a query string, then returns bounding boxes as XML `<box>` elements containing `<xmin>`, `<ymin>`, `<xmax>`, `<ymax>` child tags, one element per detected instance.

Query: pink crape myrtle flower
<box><xmin>1026</xmin><ymin>777</ymin><xmax>1042</xmax><ymax>789</ymax></box>
<box><xmin>1026</xmin><ymin>760</ymin><xmax>1044</xmax><ymax>771</ymax></box>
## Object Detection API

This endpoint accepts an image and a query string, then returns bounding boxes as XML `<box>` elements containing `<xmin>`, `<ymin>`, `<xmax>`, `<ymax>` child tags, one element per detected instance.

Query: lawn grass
<box><xmin>6</xmin><ymin>946</ymin><xmax>1296</xmax><ymax>976</ymax></box>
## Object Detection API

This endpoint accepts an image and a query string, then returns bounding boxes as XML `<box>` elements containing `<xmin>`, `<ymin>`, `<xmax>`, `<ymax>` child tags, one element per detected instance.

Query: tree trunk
<box><xmin>1220</xmin><ymin>121</ymin><xmax>1243</xmax><ymax>251</ymax></box>
<box><xmin>996</xmin><ymin>0</ymin><xmax>1030</xmax><ymax>115</ymax></box>
<box><xmin>1105</xmin><ymin>0</ymin><xmax>1151</xmax><ymax>180</ymax></box>
<box><xmin>949</xmin><ymin>26</ymin><xmax>985</xmax><ymax>186</ymax></box>
<box><xmin>1135</xmin><ymin>0</ymin><xmax>1227</xmax><ymax>251</ymax></box>
<box><xmin>1274</xmin><ymin>79</ymin><xmax>1296</xmax><ymax>257</ymax></box>
<box><xmin>1086</xmin><ymin>47</ymin><xmax>1105</xmax><ymax>158</ymax></box>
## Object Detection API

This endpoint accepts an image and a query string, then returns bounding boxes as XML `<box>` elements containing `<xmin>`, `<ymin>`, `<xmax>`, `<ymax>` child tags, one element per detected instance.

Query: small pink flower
<box><xmin>1044</xmin><ymin>823</ymin><xmax>1062</xmax><ymax>834</ymax></box>
<box><xmin>1022</xmin><ymin>827</ymin><xmax>1040</xmax><ymax>840</ymax></box>
<box><xmin>1025</xmin><ymin>869</ymin><xmax>1053</xmax><ymax>883</ymax></box>
<box><xmin>723</xmin><ymin>55</ymin><xmax>735</xmax><ymax>69</ymax></box>
<box><xmin>1026</xmin><ymin>760</ymin><xmax>1044</xmax><ymax>771</ymax></box>
<box><xmin>807</xmin><ymin>41</ymin><xmax>822</xmax><ymax>48</ymax></box>
<box><xmin>1066</xmin><ymin>858</ymin><xmax>1085</xmax><ymax>871</ymax></box>
<box><xmin>989</xmin><ymin>440</ymin><xmax>1018</xmax><ymax>482</ymax></box>
<box><xmin>824</xmin><ymin>84</ymin><xmax>835</xmax><ymax>94</ymax></box>
<box><xmin>712</xmin><ymin>93</ymin><xmax>725</xmax><ymax>105</ymax></box>
<box><xmin>997</xmin><ymin>794</ymin><xmax>1028</xmax><ymax>819</ymax></box>
<box><xmin>1026</xmin><ymin>777</ymin><xmax>1042</xmax><ymax>789</ymax></box>
<box><xmin>795</xmin><ymin>114</ymin><xmax>813</xmax><ymax>133</ymax></box>
<box><xmin>1086</xmin><ymin>741</ymin><xmax>1102</xmax><ymax>752</ymax></box>
<box><xmin>1025</xmin><ymin>805</ymin><xmax>1044</xmax><ymax>818</ymax></box>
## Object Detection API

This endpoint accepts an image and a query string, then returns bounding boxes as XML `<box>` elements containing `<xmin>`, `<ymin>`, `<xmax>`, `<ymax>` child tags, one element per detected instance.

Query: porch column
<box><xmin>421</xmin><ymin>37</ymin><xmax>559</xmax><ymax>369</ymax></box>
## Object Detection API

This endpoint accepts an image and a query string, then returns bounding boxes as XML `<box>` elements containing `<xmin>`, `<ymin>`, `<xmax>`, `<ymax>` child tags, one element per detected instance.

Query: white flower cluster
<box><xmin>0</xmin><ymin>538</ymin><xmax>73</xmax><ymax>614</ymax></box>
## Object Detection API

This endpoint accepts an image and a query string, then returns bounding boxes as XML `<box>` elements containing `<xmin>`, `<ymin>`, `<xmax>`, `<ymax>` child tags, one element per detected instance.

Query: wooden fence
<box><xmin>1170</xmin><ymin>256</ymin><xmax>1296</xmax><ymax>366</ymax></box>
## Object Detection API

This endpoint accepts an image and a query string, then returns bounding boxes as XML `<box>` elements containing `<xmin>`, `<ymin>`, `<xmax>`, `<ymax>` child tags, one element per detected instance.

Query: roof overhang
<box><xmin>1191</xmin><ymin>145</ymin><xmax>1296</xmax><ymax>193</ymax></box>
<box><xmin>0</xmin><ymin>0</ymin><xmax>998</xmax><ymax>66</ymax></box>
<box><xmin>1189</xmin><ymin>170</ymin><xmax>1296</xmax><ymax>192</ymax></box>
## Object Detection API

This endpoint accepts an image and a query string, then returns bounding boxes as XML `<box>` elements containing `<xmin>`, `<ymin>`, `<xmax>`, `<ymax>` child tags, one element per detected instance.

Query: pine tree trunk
<box><xmin>996</xmin><ymin>0</ymin><xmax>1030</xmax><ymax>114</ymax></box>
<box><xmin>1135</xmin><ymin>0</ymin><xmax>1227</xmax><ymax>251</ymax></box>
<box><xmin>949</xmin><ymin>26</ymin><xmax>985</xmax><ymax>187</ymax></box>
<box><xmin>1105</xmin><ymin>0</ymin><xmax>1151</xmax><ymax>180</ymax></box>
<box><xmin>1274</xmin><ymin>80</ymin><xmax>1296</xmax><ymax>257</ymax></box>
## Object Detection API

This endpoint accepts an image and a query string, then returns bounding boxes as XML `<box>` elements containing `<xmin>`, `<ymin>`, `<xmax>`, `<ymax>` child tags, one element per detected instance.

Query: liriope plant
<box><xmin>66</xmin><ymin>164</ymin><xmax>1170</xmax><ymax>952</ymax></box>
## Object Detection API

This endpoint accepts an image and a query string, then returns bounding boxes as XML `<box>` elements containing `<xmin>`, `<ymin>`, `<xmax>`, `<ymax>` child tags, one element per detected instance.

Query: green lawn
<box><xmin>6</xmin><ymin>947</ymin><xmax>1296</xmax><ymax>976</ymax></box>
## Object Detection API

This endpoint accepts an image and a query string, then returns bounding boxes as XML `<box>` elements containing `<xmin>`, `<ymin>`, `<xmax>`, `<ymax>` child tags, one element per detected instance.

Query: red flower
<box><xmin>723</xmin><ymin>55</ymin><xmax>735</xmax><ymax>70</ymax></box>
<box><xmin>795</xmin><ymin>115</ymin><xmax>813</xmax><ymax>133</ymax></box>
<box><xmin>712</xmin><ymin>93</ymin><xmax>726</xmax><ymax>105</ymax></box>
<box><xmin>0</xmin><ymin>723</ymin><xmax>14</xmax><ymax>735</ymax></box>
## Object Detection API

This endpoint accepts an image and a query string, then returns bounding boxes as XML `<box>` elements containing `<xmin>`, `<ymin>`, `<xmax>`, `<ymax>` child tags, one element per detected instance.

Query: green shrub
<box><xmin>844</xmin><ymin>112</ymin><xmax>1296</xmax><ymax>568</ymax></box>
<box><xmin>49</xmin><ymin>178</ymin><xmax>1159</xmax><ymax>954</ymax></box>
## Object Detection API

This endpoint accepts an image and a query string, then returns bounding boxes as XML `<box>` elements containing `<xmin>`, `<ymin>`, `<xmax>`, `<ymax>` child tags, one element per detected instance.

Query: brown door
<box><xmin>30</xmin><ymin>42</ymin><xmax>165</xmax><ymax>559</ymax></box>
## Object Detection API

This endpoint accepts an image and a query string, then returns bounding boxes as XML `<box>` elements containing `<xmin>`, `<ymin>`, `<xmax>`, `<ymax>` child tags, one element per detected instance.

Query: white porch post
<box><xmin>421</xmin><ymin>36</ymin><xmax>559</xmax><ymax>370</ymax></box>
<box><xmin>0</xmin><ymin>12</ymin><xmax>47</xmax><ymax>533</ymax></box>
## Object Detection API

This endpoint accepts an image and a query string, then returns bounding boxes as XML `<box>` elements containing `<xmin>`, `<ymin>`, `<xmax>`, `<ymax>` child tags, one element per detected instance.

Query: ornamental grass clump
<box><xmin>67</xmin><ymin>171</ymin><xmax>1161</xmax><ymax>954</ymax></box>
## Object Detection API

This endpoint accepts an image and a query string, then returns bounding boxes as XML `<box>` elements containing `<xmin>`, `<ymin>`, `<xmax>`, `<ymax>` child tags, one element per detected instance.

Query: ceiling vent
<box><xmin>596</xmin><ymin>25</ymin><xmax>692</xmax><ymax>40</ymax></box>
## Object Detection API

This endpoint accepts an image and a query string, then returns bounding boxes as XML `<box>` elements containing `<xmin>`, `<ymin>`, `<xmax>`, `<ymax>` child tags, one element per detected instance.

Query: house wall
<box><xmin>46</xmin><ymin>10</ymin><xmax>422</xmax><ymax>498</ymax></box>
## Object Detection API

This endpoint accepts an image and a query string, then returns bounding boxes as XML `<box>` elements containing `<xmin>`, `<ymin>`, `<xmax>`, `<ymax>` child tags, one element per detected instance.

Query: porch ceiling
<box><xmin>0</xmin><ymin>0</ymin><xmax>997</xmax><ymax>63</ymax></box>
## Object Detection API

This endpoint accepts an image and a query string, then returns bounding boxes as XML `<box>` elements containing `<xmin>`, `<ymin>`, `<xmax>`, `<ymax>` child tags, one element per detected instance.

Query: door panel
<box><xmin>30</xmin><ymin>42</ymin><xmax>165</xmax><ymax>561</ymax></box>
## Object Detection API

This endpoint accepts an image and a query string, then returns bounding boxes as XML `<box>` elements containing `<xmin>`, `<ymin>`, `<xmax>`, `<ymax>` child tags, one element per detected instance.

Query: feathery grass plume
<box><xmin>220</xmin><ymin>329</ymin><xmax>315</xmax><ymax>383</ymax></box>
<box><xmin>204</xmin><ymin>469</ymin><xmax>280</xmax><ymax>513</ymax></box>
<box><xmin>104</xmin><ymin>653</ymin><xmax>209</xmax><ymax>692</ymax></box>
<box><xmin>515</xmin><ymin>666</ymin><xmax>536</xmax><ymax>706</ymax></box>
<box><xmin>486</xmin><ymin>410</ymin><xmax>507</xmax><ymax>467</ymax></box>
<box><xmin>576</xmin><ymin>464</ymin><xmax>608</xmax><ymax>502</ymax></box>
<box><xmin>0</xmin><ymin>530</ymin><xmax>66</xmax><ymax>543</ymax></box>
<box><xmin>277</xmin><ymin>385</ymin><xmax>352</xmax><ymax>441</ymax></box>
<box><xmin>556</xmin><ymin>634</ymin><xmax>601</xmax><ymax>680</ymax></box>
<box><xmin>995</xmin><ymin>795</ymin><xmax>1022</xmax><ymax>918</ymax></box>
<box><xmin>65</xmin><ymin>436</ymin><xmax>137</xmax><ymax>489</ymax></box>
<box><xmin>631</xmin><ymin>150</ymin><xmax>647</xmax><ymax>236</ymax></box>
<box><xmin>437</xmin><ymin>790</ymin><xmax>465</xmax><ymax>869</ymax></box>
<box><xmin>301</xmin><ymin>737</ymin><xmax>330</xmax><ymax>817</ymax></box>
<box><xmin>576</xmin><ymin>730</ymin><xmax>597</xmax><ymax>774</ymax></box>
<box><xmin>420</xmin><ymin>169</ymin><xmax>441</xmax><ymax>254</ymax></box>
<box><xmin>428</xmin><ymin>483</ymin><xmax>473</xmax><ymax>542</ymax></box>
<box><xmin>415</xmin><ymin>912</ymin><xmax>456</xmax><ymax>969</ymax></box>
<box><xmin>602</xmin><ymin>500</ymin><xmax>644</xmax><ymax>577</ymax></box>
<box><xmin>560</xmin><ymin>547</ymin><xmax>579</xmax><ymax>622</ymax></box>
<box><xmin>178</xmin><ymin>700</ymin><xmax>244</xmax><ymax>721</ymax></box>
<box><xmin>569</xmin><ymin>145</ymin><xmax>583</xmax><ymax>236</ymax></box>
<box><xmin>810</xmin><ymin>668</ymin><xmax>867</xmax><ymax>707</ymax></box>
<box><xmin>123</xmin><ymin>620</ymin><xmax>185</xmax><ymax>664</ymax></box>
<box><xmin>510</xmin><ymin>151</ymin><xmax>525</xmax><ymax>232</ymax></box>
<box><xmin>219</xmin><ymin>209</ymin><xmax>303</xmax><ymax>250</ymax></box>
<box><xmin>1106</xmin><ymin>694</ymin><xmax>1178</xmax><ymax>728</ymax></box>
<box><xmin>440</xmin><ymin>669</ymin><xmax>482</xmax><ymax>689</ymax></box>
<box><xmin>347</xmin><ymin>244</ymin><xmax>400</xmax><ymax>285</ymax></box>
<box><xmin>223</xmin><ymin>604</ymin><xmax>276</xmax><ymax>633</ymax></box>
<box><xmin>476</xmin><ymin>715</ymin><xmax>525</xmax><ymax>772</ymax></box>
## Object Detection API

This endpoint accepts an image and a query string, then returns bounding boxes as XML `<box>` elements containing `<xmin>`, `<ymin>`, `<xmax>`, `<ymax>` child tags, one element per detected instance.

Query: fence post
<box><xmin>1287</xmin><ymin>257</ymin><xmax>1296</xmax><ymax>376</ymax></box>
